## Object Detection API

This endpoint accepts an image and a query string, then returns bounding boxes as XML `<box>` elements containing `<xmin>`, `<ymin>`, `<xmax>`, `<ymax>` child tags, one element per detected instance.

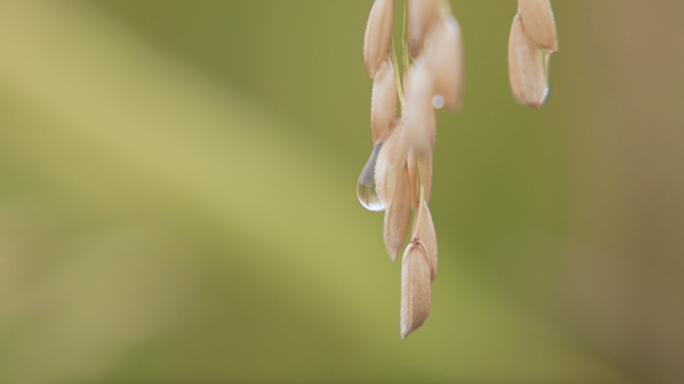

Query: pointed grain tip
<box><xmin>412</xmin><ymin>201</ymin><xmax>438</xmax><ymax>281</ymax></box>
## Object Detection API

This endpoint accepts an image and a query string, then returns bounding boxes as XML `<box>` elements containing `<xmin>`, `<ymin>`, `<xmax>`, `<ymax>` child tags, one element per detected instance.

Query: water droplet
<box><xmin>357</xmin><ymin>142</ymin><xmax>385</xmax><ymax>212</ymax></box>
<box><xmin>432</xmin><ymin>95</ymin><xmax>444</xmax><ymax>109</ymax></box>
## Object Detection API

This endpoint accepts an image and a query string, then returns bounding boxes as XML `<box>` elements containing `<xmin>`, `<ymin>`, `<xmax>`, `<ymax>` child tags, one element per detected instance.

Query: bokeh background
<box><xmin>0</xmin><ymin>1</ymin><xmax>682</xmax><ymax>383</ymax></box>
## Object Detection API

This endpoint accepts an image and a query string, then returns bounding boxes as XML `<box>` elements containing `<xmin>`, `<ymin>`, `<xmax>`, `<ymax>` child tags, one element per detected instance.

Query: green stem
<box><xmin>402</xmin><ymin>0</ymin><xmax>410</xmax><ymax>72</ymax></box>
<box><xmin>414</xmin><ymin>153</ymin><xmax>425</xmax><ymax>232</ymax></box>
<box><xmin>441</xmin><ymin>0</ymin><xmax>452</xmax><ymax>16</ymax></box>
<box><xmin>389</xmin><ymin>37</ymin><xmax>406</xmax><ymax>111</ymax></box>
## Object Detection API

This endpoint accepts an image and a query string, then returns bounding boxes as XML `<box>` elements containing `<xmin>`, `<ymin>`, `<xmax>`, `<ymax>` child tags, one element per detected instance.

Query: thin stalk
<box><xmin>414</xmin><ymin>152</ymin><xmax>425</xmax><ymax>234</ymax></box>
<box><xmin>402</xmin><ymin>0</ymin><xmax>410</xmax><ymax>72</ymax></box>
<box><xmin>390</xmin><ymin>37</ymin><xmax>406</xmax><ymax>111</ymax></box>
<box><xmin>441</xmin><ymin>0</ymin><xmax>452</xmax><ymax>16</ymax></box>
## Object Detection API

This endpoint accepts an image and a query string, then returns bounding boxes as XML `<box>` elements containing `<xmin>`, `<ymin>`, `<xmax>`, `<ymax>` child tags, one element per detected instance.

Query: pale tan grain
<box><xmin>400</xmin><ymin>241</ymin><xmax>432</xmax><ymax>338</ymax></box>
<box><xmin>375</xmin><ymin>123</ymin><xmax>411</xmax><ymax>260</ymax></box>
<box><xmin>508</xmin><ymin>13</ymin><xmax>547</xmax><ymax>109</ymax></box>
<box><xmin>407</xmin><ymin>0</ymin><xmax>440</xmax><ymax>58</ymax></box>
<box><xmin>424</xmin><ymin>17</ymin><xmax>464</xmax><ymax>112</ymax></box>
<box><xmin>371</xmin><ymin>54</ymin><xmax>397</xmax><ymax>145</ymax></box>
<box><xmin>363</xmin><ymin>0</ymin><xmax>395</xmax><ymax>78</ymax></box>
<box><xmin>518</xmin><ymin>0</ymin><xmax>557</xmax><ymax>51</ymax></box>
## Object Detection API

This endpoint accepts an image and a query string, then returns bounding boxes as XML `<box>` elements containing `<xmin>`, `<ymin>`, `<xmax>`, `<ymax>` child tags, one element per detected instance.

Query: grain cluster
<box><xmin>357</xmin><ymin>0</ymin><xmax>557</xmax><ymax>338</ymax></box>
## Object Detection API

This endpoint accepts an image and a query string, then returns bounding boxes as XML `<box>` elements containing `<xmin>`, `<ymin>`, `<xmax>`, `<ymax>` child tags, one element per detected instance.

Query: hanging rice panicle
<box><xmin>357</xmin><ymin>0</ymin><xmax>557</xmax><ymax>338</ymax></box>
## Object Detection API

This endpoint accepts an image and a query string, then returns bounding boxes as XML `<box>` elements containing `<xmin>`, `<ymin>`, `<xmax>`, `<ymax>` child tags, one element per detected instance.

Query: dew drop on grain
<box><xmin>357</xmin><ymin>142</ymin><xmax>386</xmax><ymax>211</ymax></box>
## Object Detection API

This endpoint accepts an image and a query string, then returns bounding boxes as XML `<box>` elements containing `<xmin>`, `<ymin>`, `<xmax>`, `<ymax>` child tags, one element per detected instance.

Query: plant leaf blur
<box><xmin>0</xmin><ymin>1</ymin><xmax>681</xmax><ymax>383</ymax></box>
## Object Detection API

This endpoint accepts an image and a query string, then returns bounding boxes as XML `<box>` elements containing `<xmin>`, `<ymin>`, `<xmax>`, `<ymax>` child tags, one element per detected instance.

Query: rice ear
<box><xmin>508</xmin><ymin>13</ymin><xmax>548</xmax><ymax>109</ymax></box>
<box><xmin>400</xmin><ymin>241</ymin><xmax>432</xmax><ymax>338</ymax></box>
<box><xmin>407</xmin><ymin>0</ymin><xmax>440</xmax><ymax>58</ymax></box>
<box><xmin>518</xmin><ymin>0</ymin><xmax>557</xmax><ymax>51</ymax></box>
<box><xmin>371</xmin><ymin>54</ymin><xmax>397</xmax><ymax>145</ymax></box>
<box><xmin>364</xmin><ymin>0</ymin><xmax>395</xmax><ymax>78</ymax></box>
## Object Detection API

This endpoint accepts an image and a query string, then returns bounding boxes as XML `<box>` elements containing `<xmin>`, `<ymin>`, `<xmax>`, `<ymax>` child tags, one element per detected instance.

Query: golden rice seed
<box><xmin>400</xmin><ymin>240</ymin><xmax>432</xmax><ymax>338</ymax></box>
<box><xmin>363</xmin><ymin>0</ymin><xmax>395</xmax><ymax>78</ymax></box>
<box><xmin>509</xmin><ymin>13</ymin><xmax>548</xmax><ymax>109</ymax></box>
<box><xmin>517</xmin><ymin>0</ymin><xmax>558</xmax><ymax>51</ymax></box>
<box><xmin>408</xmin><ymin>70</ymin><xmax>436</xmax><ymax>149</ymax></box>
<box><xmin>407</xmin><ymin>148</ymin><xmax>433</xmax><ymax>209</ymax></box>
<box><xmin>383</xmin><ymin>166</ymin><xmax>411</xmax><ymax>261</ymax></box>
<box><xmin>375</xmin><ymin>123</ymin><xmax>411</xmax><ymax>260</ymax></box>
<box><xmin>374</xmin><ymin>121</ymin><xmax>406</xmax><ymax>205</ymax></box>
<box><xmin>405</xmin><ymin>65</ymin><xmax>435</xmax><ymax>155</ymax></box>
<box><xmin>407</xmin><ymin>0</ymin><xmax>440</xmax><ymax>58</ymax></box>
<box><xmin>425</xmin><ymin>17</ymin><xmax>464</xmax><ymax>112</ymax></box>
<box><xmin>371</xmin><ymin>54</ymin><xmax>398</xmax><ymax>145</ymax></box>
<box><xmin>412</xmin><ymin>201</ymin><xmax>438</xmax><ymax>281</ymax></box>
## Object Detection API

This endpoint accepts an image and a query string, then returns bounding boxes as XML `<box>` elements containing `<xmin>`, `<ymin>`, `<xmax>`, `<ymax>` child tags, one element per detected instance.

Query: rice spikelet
<box><xmin>363</xmin><ymin>0</ymin><xmax>395</xmax><ymax>78</ymax></box>
<box><xmin>371</xmin><ymin>54</ymin><xmax>398</xmax><ymax>145</ymax></box>
<box><xmin>407</xmin><ymin>0</ymin><xmax>440</xmax><ymax>58</ymax></box>
<box><xmin>508</xmin><ymin>13</ymin><xmax>548</xmax><ymax>109</ymax></box>
<box><xmin>400</xmin><ymin>241</ymin><xmax>432</xmax><ymax>338</ymax></box>
<box><xmin>375</xmin><ymin>124</ymin><xmax>411</xmax><ymax>260</ymax></box>
<box><xmin>518</xmin><ymin>0</ymin><xmax>558</xmax><ymax>51</ymax></box>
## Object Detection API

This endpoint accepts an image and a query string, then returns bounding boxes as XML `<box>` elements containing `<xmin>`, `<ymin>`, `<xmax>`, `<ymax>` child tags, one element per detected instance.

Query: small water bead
<box><xmin>432</xmin><ymin>95</ymin><xmax>444</xmax><ymax>109</ymax></box>
<box><xmin>357</xmin><ymin>142</ymin><xmax>385</xmax><ymax>212</ymax></box>
<box><xmin>357</xmin><ymin>181</ymin><xmax>385</xmax><ymax>212</ymax></box>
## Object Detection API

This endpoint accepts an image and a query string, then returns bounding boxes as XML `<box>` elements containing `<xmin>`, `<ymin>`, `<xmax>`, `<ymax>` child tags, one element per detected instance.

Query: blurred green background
<box><xmin>0</xmin><ymin>1</ymin><xmax>682</xmax><ymax>383</ymax></box>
